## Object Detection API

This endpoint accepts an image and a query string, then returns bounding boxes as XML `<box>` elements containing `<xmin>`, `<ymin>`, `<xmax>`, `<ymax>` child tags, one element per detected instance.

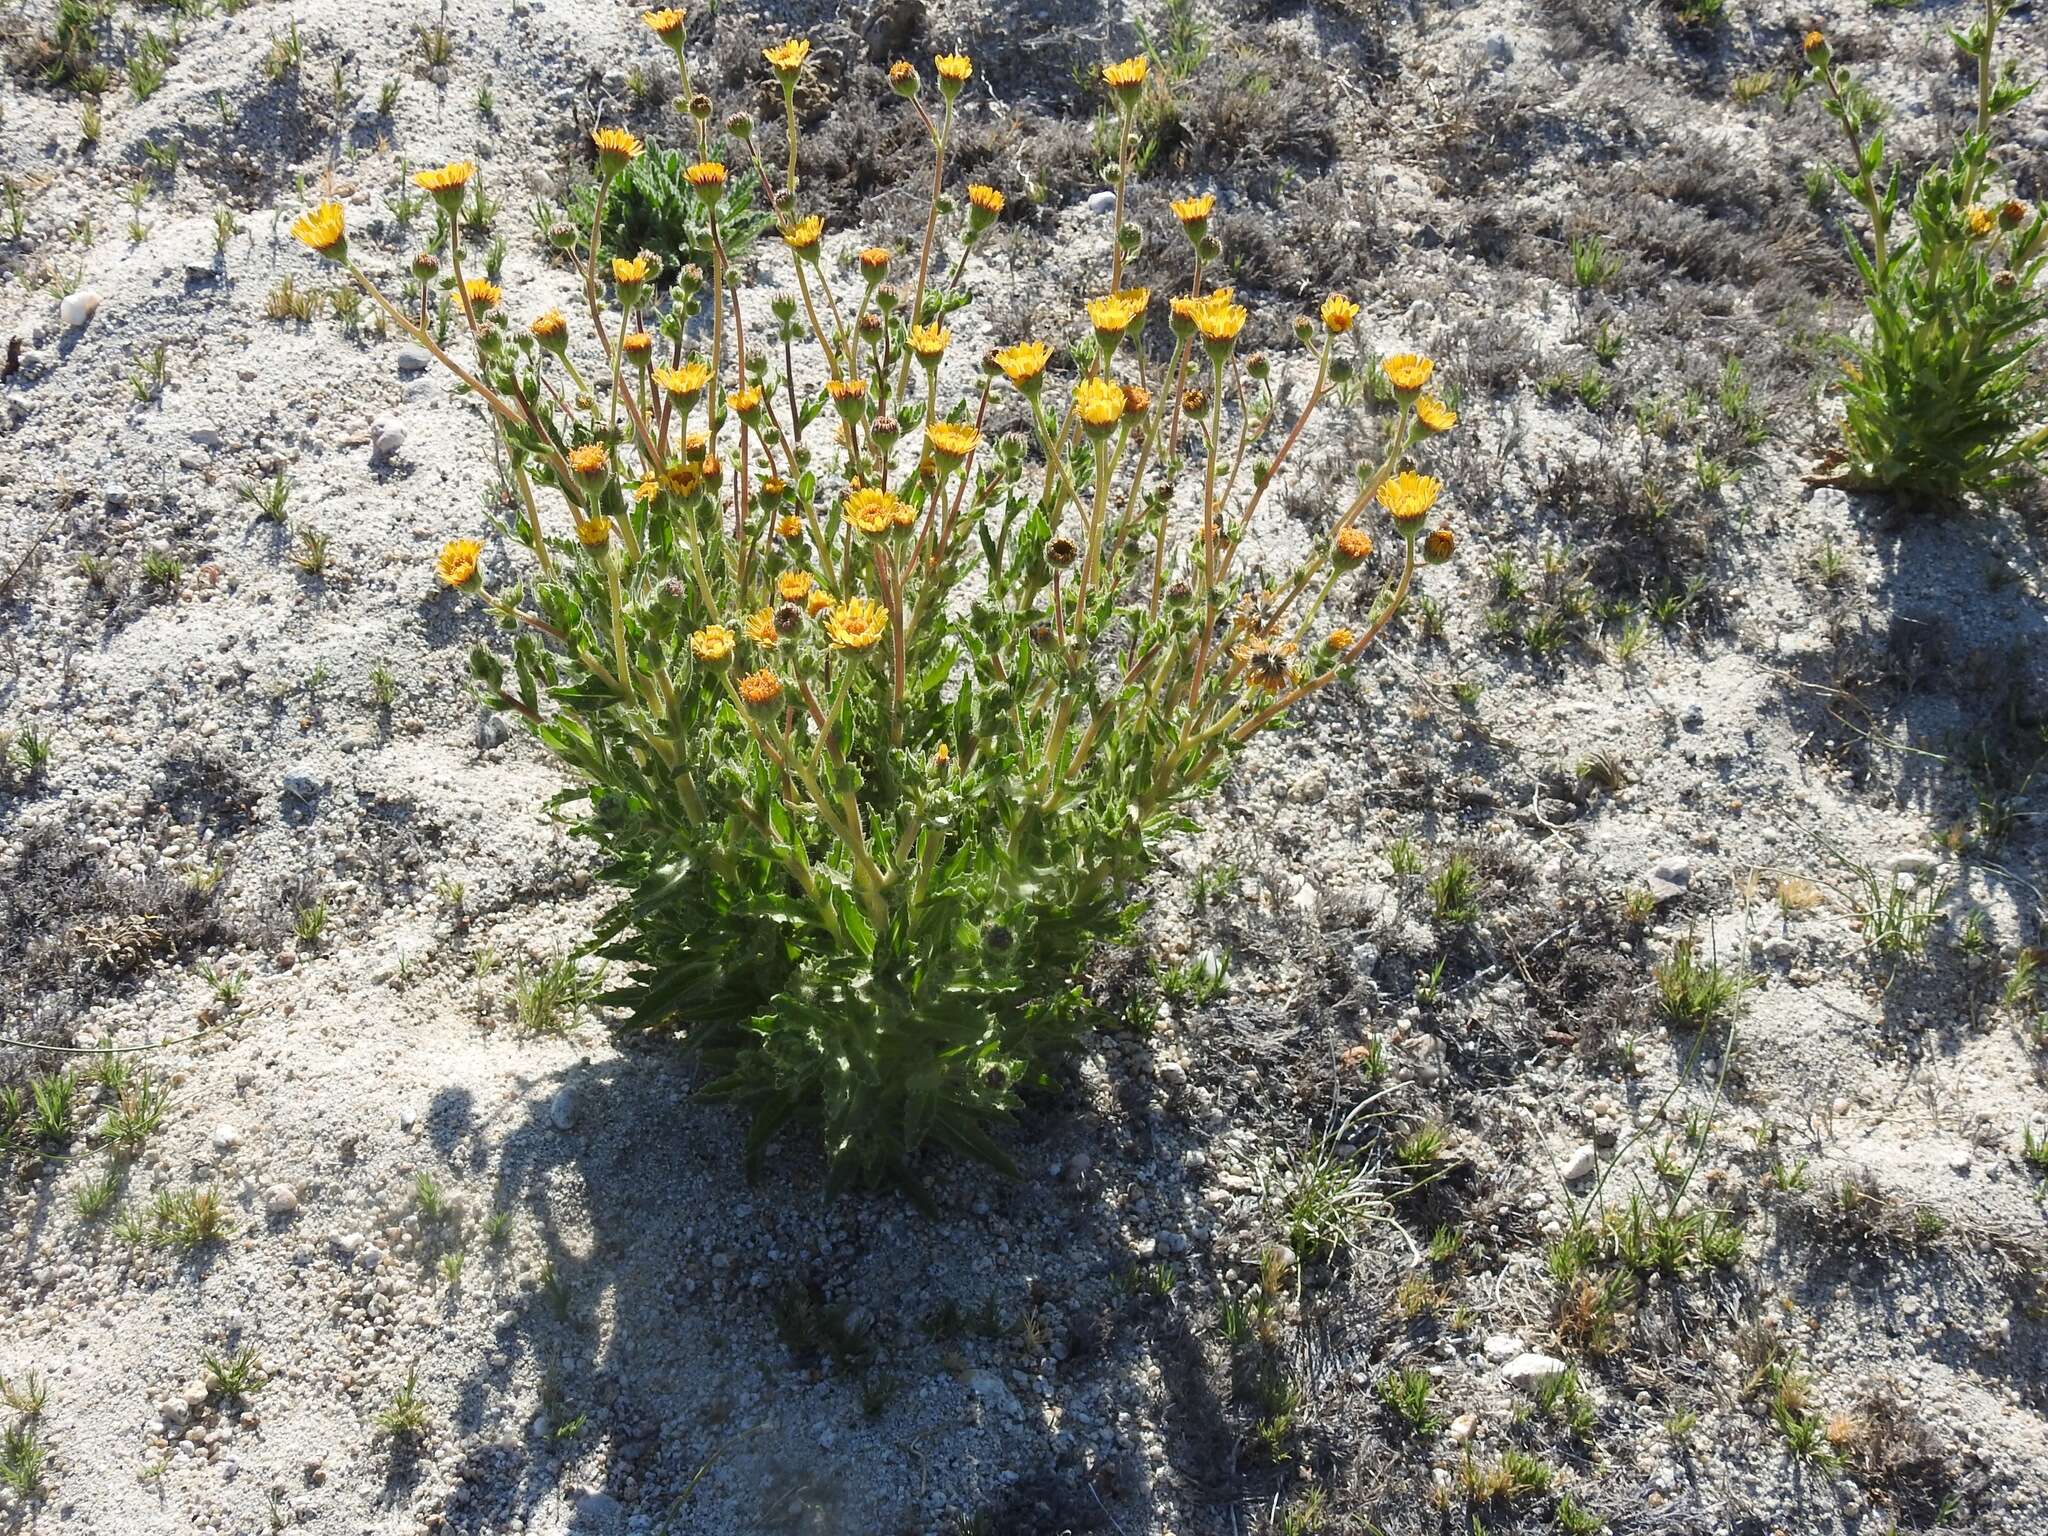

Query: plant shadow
<box><xmin>423</xmin><ymin>1037</ymin><xmax>1244</xmax><ymax>1535</ymax></box>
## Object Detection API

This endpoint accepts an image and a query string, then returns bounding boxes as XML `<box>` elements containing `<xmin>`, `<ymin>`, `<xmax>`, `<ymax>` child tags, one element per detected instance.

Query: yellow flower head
<box><xmin>1073</xmin><ymin>377</ymin><xmax>1126</xmax><ymax>433</ymax></box>
<box><xmin>1087</xmin><ymin>288</ymin><xmax>1149</xmax><ymax>336</ymax></box>
<box><xmin>462</xmin><ymin>277</ymin><xmax>502</xmax><ymax>313</ymax></box>
<box><xmin>782</xmin><ymin>214</ymin><xmax>824</xmax><ymax>252</ymax></box>
<box><xmin>908</xmin><ymin>322</ymin><xmax>950</xmax><ymax>361</ymax></box>
<box><xmin>888</xmin><ymin>60</ymin><xmax>917</xmax><ymax>90</ymax></box>
<box><xmin>566</xmin><ymin>443</ymin><xmax>609</xmax><ymax>478</ymax></box>
<box><xmin>1334</xmin><ymin>526</ymin><xmax>1374</xmax><ymax>565</ymax></box>
<box><xmin>592</xmin><ymin>127</ymin><xmax>644</xmax><ymax>175</ymax></box>
<box><xmin>1103</xmin><ymin>55</ymin><xmax>1149</xmax><ymax>94</ymax></box>
<box><xmin>934</xmin><ymin>52</ymin><xmax>972</xmax><ymax>85</ymax></box>
<box><xmin>1320</xmin><ymin>294</ymin><xmax>1360</xmax><ymax>334</ymax></box>
<box><xmin>654</xmin><ymin>361</ymin><xmax>713</xmax><ymax>398</ymax></box>
<box><xmin>621</xmin><ymin>331</ymin><xmax>654</xmax><ymax>360</ymax></box>
<box><xmin>777</xmin><ymin>570</ymin><xmax>815</xmax><ymax>603</ymax></box>
<box><xmin>730</xmin><ymin>385</ymin><xmax>763</xmax><ymax>415</ymax></box>
<box><xmin>290</xmin><ymin>202</ymin><xmax>348</xmax><ymax>259</ymax></box>
<box><xmin>574</xmin><ymin>513</ymin><xmax>612</xmax><ymax>547</ymax></box>
<box><xmin>826</xmin><ymin>595</ymin><xmax>889</xmax><ymax>651</ymax></box>
<box><xmin>414</xmin><ymin>161</ymin><xmax>477</xmax><ymax>197</ymax></box>
<box><xmin>689</xmin><ymin>624</ymin><xmax>736</xmax><ymax>665</ymax></box>
<box><xmin>643</xmin><ymin>9</ymin><xmax>686</xmax><ymax>39</ymax></box>
<box><xmin>994</xmin><ymin>340</ymin><xmax>1051</xmax><ymax>388</ymax></box>
<box><xmin>437</xmin><ymin>538</ymin><xmax>482</xmax><ymax>587</ymax></box>
<box><xmin>1966</xmin><ymin>204</ymin><xmax>1997</xmax><ymax>238</ymax></box>
<box><xmin>1376</xmin><ymin>470</ymin><xmax>1441</xmax><ymax>531</ymax></box>
<box><xmin>925</xmin><ymin>420</ymin><xmax>978</xmax><ymax>463</ymax></box>
<box><xmin>1171</xmin><ymin>193</ymin><xmax>1216</xmax><ymax>226</ymax></box>
<box><xmin>1382</xmin><ymin>353</ymin><xmax>1434</xmax><ymax>394</ymax></box>
<box><xmin>777</xmin><ymin>513</ymin><xmax>803</xmax><ymax>540</ymax></box>
<box><xmin>764</xmin><ymin>38</ymin><xmax>811</xmax><ymax>77</ymax></box>
<box><xmin>1326</xmin><ymin>626</ymin><xmax>1357</xmax><ymax>653</ymax></box>
<box><xmin>529</xmin><ymin>309</ymin><xmax>568</xmax><ymax>342</ymax></box>
<box><xmin>737</xmin><ymin>667</ymin><xmax>784</xmax><ymax>709</ymax></box>
<box><xmin>744</xmin><ymin>607</ymin><xmax>780</xmax><ymax>645</ymax></box>
<box><xmin>858</xmin><ymin>246</ymin><xmax>892</xmax><ymax>278</ymax></box>
<box><xmin>845</xmin><ymin>486</ymin><xmax>907</xmax><ymax>535</ymax></box>
<box><xmin>684</xmin><ymin>160</ymin><xmax>728</xmax><ymax>194</ymax></box>
<box><xmin>1189</xmin><ymin>291</ymin><xmax>1247</xmax><ymax>346</ymax></box>
<box><xmin>806</xmin><ymin>587</ymin><xmax>836</xmax><ymax>616</ymax></box>
<box><xmin>1122</xmin><ymin>383</ymin><xmax>1152</xmax><ymax>415</ymax></box>
<box><xmin>612</xmin><ymin>254</ymin><xmax>653</xmax><ymax>286</ymax></box>
<box><xmin>826</xmin><ymin>377</ymin><xmax>868</xmax><ymax>410</ymax></box>
<box><xmin>1803</xmin><ymin>30</ymin><xmax>1826</xmax><ymax>55</ymax></box>
<box><xmin>1414</xmin><ymin>396</ymin><xmax>1457</xmax><ymax>434</ymax></box>
<box><xmin>966</xmin><ymin>183</ymin><xmax>1005</xmax><ymax>218</ymax></box>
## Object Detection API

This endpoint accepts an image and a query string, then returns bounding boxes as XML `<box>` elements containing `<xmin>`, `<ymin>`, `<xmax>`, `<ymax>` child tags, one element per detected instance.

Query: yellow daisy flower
<box><xmin>744</xmin><ymin>607</ymin><xmax>780</xmax><ymax>645</ymax></box>
<box><xmin>1382</xmin><ymin>353</ymin><xmax>1434</xmax><ymax>394</ymax></box>
<box><xmin>689</xmin><ymin>624</ymin><xmax>736</xmax><ymax>666</ymax></box>
<box><xmin>777</xmin><ymin>570</ymin><xmax>815</xmax><ymax>603</ymax></box>
<box><xmin>782</xmin><ymin>214</ymin><xmax>824</xmax><ymax>253</ymax></box>
<box><xmin>825</xmin><ymin>595</ymin><xmax>889</xmax><ymax>651</ymax></box>
<box><xmin>1376</xmin><ymin>470</ymin><xmax>1441</xmax><ymax>531</ymax></box>
<box><xmin>1414</xmin><ymin>397</ymin><xmax>1457</xmax><ymax>434</ymax></box>
<box><xmin>1073</xmin><ymin>377</ymin><xmax>1126</xmax><ymax>433</ymax></box>
<box><xmin>845</xmin><ymin>487</ymin><xmax>906</xmax><ymax>535</ymax></box>
<box><xmin>763</xmin><ymin>39</ymin><xmax>811</xmax><ymax>77</ymax></box>
<box><xmin>290</xmin><ymin>202</ymin><xmax>348</xmax><ymax>260</ymax></box>
<box><xmin>993</xmin><ymin>340</ymin><xmax>1051</xmax><ymax>388</ymax></box>
<box><xmin>1320</xmin><ymin>294</ymin><xmax>1360</xmax><ymax>334</ymax></box>
<box><xmin>926</xmin><ymin>420</ymin><xmax>980</xmax><ymax>463</ymax></box>
<box><xmin>437</xmin><ymin>538</ymin><xmax>482</xmax><ymax>587</ymax></box>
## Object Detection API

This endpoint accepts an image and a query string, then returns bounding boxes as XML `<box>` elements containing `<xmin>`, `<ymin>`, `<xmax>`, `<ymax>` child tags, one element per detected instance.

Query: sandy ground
<box><xmin>4</xmin><ymin>1</ymin><xmax>2048</xmax><ymax>1533</ymax></box>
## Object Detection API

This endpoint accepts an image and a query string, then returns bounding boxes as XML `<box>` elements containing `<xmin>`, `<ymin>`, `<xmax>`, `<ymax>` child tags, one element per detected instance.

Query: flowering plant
<box><xmin>1803</xmin><ymin>5</ymin><xmax>2048</xmax><ymax>504</ymax></box>
<box><xmin>291</xmin><ymin>19</ymin><xmax>1460</xmax><ymax>1188</ymax></box>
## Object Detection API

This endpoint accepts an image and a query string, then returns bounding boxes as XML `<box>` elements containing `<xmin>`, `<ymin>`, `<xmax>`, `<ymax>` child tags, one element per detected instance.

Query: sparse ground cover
<box><xmin>2</xmin><ymin>2</ymin><xmax>2046</xmax><ymax>1534</ymax></box>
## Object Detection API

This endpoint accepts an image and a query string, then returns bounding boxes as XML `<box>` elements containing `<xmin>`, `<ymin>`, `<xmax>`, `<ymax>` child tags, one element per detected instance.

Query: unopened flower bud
<box><xmin>1246</xmin><ymin>353</ymin><xmax>1270</xmax><ymax>382</ymax></box>
<box><xmin>1329</xmin><ymin>356</ymin><xmax>1355</xmax><ymax>384</ymax></box>
<box><xmin>688</xmin><ymin>92</ymin><xmax>713</xmax><ymax>121</ymax></box>
<box><xmin>1423</xmin><ymin>526</ymin><xmax>1456</xmax><ymax>564</ymax></box>
<box><xmin>726</xmin><ymin>113</ymin><xmax>754</xmax><ymax>140</ymax></box>
<box><xmin>1292</xmin><ymin>315</ymin><xmax>1316</xmax><ymax>346</ymax></box>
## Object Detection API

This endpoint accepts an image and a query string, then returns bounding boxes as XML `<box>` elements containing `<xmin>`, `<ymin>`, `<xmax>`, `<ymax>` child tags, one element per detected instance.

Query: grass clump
<box><xmin>1653</xmin><ymin>937</ymin><xmax>1749</xmax><ymax>1028</ymax></box>
<box><xmin>282</xmin><ymin>32</ymin><xmax>1466</xmax><ymax>1189</ymax></box>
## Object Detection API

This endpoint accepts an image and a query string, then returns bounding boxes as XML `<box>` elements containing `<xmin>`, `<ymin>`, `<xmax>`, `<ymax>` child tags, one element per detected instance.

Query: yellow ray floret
<box><xmin>1382</xmin><ymin>353</ymin><xmax>1434</xmax><ymax>393</ymax></box>
<box><xmin>826</xmin><ymin>596</ymin><xmax>888</xmax><ymax>650</ymax></box>
<box><xmin>690</xmin><ymin>625</ymin><xmax>736</xmax><ymax>665</ymax></box>
<box><xmin>1073</xmin><ymin>377</ymin><xmax>1125</xmax><ymax>431</ymax></box>
<box><xmin>437</xmin><ymin>538</ymin><xmax>482</xmax><ymax>587</ymax></box>
<box><xmin>993</xmin><ymin>341</ymin><xmax>1050</xmax><ymax>386</ymax></box>
<box><xmin>290</xmin><ymin>202</ymin><xmax>347</xmax><ymax>255</ymax></box>
<box><xmin>1376</xmin><ymin>470</ymin><xmax>1441</xmax><ymax>529</ymax></box>
<box><xmin>764</xmin><ymin>39</ymin><xmax>811</xmax><ymax>74</ymax></box>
